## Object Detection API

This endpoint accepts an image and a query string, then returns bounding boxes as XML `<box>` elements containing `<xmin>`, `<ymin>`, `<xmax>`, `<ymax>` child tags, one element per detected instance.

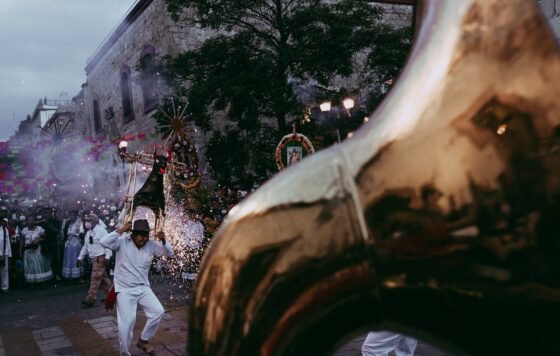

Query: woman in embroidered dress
<box><xmin>61</xmin><ymin>210</ymin><xmax>84</xmax><ymax>280</ymax></box>
<box><xmin>20</xmin><ymin>216</ymin><xmax>53</xmax><ymax>284</ymax></box>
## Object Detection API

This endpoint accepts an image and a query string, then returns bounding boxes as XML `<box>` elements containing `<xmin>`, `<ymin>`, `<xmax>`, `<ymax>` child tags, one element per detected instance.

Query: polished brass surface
<box><xmin>190</xmin><ymin>0</ymin><xmax>560</xmax><ymax>354</ymax></box>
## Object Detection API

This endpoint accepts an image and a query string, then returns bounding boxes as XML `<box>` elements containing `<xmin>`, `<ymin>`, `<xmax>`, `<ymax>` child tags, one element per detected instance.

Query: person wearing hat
<box><xmin>100</xmin><ymin>219</ymin><xmax>173</xmax><ymax>356</ymax></box>
<box><xmin>77</xmin><ymin>212</ymin><xmax>112</xmax><ymax>307</ymax></box>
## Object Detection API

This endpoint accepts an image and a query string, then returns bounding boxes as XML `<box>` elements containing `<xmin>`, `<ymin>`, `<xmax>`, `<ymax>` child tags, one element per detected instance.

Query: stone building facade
<box><xmin>376</xmin><ymin>0</ymin><xmax>414</xmax><ymax>28</ymax></box>
<box><xmin>82</xmin><ymin>0</ymin><xmax>213</xmax><ymax>155</ymax></box>
<box><xmin>79</xmin><ymin>0</ymin><xmax>414</xmax><ymax>148</ymax></box>
<box><xmin>79</xmin><ymin>0</ymin><xmax>415</xmax><ymax>189</ymax></box>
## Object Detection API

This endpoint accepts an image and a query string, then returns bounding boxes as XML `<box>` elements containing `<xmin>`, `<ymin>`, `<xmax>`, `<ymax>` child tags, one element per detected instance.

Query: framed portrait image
<box><xmin>275</xmin><ymin>133</ymin><xmax>315</xmax><ymax>170</ymax></box>
<box><xmin>287</xmin><ymin>147</ymin><xmax>302</xmax><ymax>166</ymax></box>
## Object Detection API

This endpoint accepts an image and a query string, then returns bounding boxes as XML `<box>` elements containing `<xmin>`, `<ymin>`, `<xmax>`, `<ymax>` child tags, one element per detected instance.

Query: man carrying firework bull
<box><xmin>100</xmin><ymin>219</ymin><xmax>173</xmax><ymax>356</ymax></box>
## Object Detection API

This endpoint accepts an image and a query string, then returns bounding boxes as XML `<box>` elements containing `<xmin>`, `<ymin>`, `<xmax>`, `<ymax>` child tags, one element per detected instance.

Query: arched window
<box><xmin>140</xmin><ymin>46</ymin><xmax>159</xmax><ymax>112</ymax></box>
<box><xmin>93</xmin><ymin>99</ymin><xmax>101</xmax><ymax>134</ymax></box>
<box><xmin>121</xmin><ymin>66</ymin><xmax>134</xmax><ymax>123</ymax></box>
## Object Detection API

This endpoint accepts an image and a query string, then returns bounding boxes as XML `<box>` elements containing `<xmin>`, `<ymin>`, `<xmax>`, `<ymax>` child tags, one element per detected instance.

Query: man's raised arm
<box><xmin>100</xmin><ymin>222</ymin><xmax>132</xmax><ymax>250</ymax></box>
<box><xmin>154</xmin><ymin>231</ymin><xmax>174</xmax><ymax>257</ymax></box>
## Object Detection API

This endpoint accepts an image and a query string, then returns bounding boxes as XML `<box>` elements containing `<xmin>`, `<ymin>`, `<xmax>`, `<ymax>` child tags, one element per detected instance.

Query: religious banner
<box><xmin>275</xmin><ymin>132</ymin><xmax>315</xmax><ymax>170</ymax></box>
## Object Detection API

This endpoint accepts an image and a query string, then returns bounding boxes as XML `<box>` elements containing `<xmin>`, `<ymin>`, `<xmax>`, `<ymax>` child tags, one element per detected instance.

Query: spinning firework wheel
<box><xmin>155</xmin><ymin>98</ymin><xmax>201</xmax><ymax>190</ymax></box>
<box><xmin>43</xmin><ymin>113</ymin><xmax>81</xmax><ymax>183</ymax></box>
<box><xmin>41</xmin><ymin>113</ymin><xmax>78</xmax><ymax>156</ymax></box>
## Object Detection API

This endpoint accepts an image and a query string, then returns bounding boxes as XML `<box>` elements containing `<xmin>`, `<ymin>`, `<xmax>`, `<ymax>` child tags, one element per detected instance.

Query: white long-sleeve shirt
<box><xmin>78</xmin><ymin>224</ymin><xmax>111</xmax><ymax>260</ymax></box>
<box><xmin>0</xmin><ymin>225</ymin><xmax>11</xmax><ymax>257</ymax></box>
<box><xmin>100</xmin><ymin>230</ymin><xmax>173</xmax><ymax>293</ymax></box>
<box><xmin>21</xmin><ymin>226</ymin><xmax>45</xmax><ymax>246</ymax></box>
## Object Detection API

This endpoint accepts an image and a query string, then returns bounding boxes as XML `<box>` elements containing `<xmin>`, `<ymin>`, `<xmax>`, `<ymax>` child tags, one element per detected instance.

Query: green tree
<box><xmin>163</xmin><ymin>0</ymin><xmax>412</xmax><ymax>186</ymax></box>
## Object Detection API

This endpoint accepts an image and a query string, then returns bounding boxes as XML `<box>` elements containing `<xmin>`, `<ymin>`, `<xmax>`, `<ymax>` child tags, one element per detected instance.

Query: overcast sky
<box><xmin>0</xmin><ymin>0</ymin><xmax>135</xmax><ymax>141</ymax></box>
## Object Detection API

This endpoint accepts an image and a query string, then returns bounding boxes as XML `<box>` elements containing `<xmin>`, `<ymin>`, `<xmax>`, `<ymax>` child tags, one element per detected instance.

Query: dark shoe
<box><xmin>137</xmin><ymin>339</ymin><xmax>155</xmax><ymax>355</ymax></box>
<box><xmin>81</xmin><ymin>299</ymin><xmax>95</xmax><ymax>308</ymax></box>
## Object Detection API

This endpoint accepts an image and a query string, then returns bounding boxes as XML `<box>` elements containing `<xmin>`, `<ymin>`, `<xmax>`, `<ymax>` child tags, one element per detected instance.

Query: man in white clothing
<box><xmin>100</xmin><ymin>219</ymin><xmax>173</xmax><ymax>356</ymax></box>
<box><xmin>362</xmin><ymin>331</ymin><xmax>418</xmax><ymax>356</ymax></box>
<box><xmin>0</xmin><ymin>218</ymin><xmax>12</xmax><ymax>293</ymax></box>
<box><xmin>77</xmin><ymin>213</ymin><xmax>112</xmax><ymax>307</ymax></box>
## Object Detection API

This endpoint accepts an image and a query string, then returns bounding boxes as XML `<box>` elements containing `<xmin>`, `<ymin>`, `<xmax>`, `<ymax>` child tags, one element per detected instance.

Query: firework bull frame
<box><xmin>119</xmin><ymin>143</ymin><xmax>194</xmax><ymax>236</ymax></box>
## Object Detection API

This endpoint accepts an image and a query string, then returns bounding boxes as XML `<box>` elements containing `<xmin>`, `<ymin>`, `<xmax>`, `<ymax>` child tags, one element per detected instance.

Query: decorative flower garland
<box><xmin>275</xmin><ymin>133</ymin><xmax>315</xmax><ymax>170</ymax></box>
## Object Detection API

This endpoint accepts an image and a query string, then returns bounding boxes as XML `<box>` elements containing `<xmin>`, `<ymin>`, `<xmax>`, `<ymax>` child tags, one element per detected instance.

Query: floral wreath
<box><xmin>275</xmin><ymin>133</ymin><xmax>315</xmax><ymax>170</ymax></box>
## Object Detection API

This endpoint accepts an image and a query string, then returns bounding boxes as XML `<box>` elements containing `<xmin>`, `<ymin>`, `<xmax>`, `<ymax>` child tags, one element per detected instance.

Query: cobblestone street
<box><xmin>0</xmin><ymin>276</ymin><xmax>189</xmax><ymax>356</ymax></box>
<box><xmin>0</xmin><ymin>275</ymin><xmax>451</xmax><ymax>356</ymax></box>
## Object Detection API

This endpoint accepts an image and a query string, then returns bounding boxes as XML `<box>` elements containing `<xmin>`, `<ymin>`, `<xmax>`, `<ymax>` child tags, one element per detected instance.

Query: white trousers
<box><xmin>362</xmin><ymin>331</ymin><xmax>418</xmax><ymax>356</ymax></box>
<box><xmin>0</xmin><ymin>255</ymin><xmax>8</xmax><ymax>291</ymax></box>
<box><xmin>116</xmin><ymin>288</ymin><xmax>165</xmax><ymax>356</ymax></box>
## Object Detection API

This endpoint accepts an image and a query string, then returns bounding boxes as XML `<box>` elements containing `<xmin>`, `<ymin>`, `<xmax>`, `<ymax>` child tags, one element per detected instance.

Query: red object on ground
<box><xmin>105</xmin><ymin>286</ymin><xmax>117</xmax><ymax>311</ymax></box>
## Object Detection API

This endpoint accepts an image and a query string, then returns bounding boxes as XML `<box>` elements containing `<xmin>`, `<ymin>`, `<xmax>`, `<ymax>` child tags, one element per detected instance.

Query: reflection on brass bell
<box><xmin>190</xmin><ymin>0</ymin><xmax>560</xmax><ymax>355</ymax></box>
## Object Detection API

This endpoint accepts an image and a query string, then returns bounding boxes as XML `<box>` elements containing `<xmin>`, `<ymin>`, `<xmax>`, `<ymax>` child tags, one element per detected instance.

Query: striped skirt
<box><xmin>24</xmin><ymin>247</ymin><xmax>53</xmax><ymax>283</ymax></box>
<box><xmin>62</xmin><ymin>236</ymin><xmax>83</xmax><ymax>279</ymax></box>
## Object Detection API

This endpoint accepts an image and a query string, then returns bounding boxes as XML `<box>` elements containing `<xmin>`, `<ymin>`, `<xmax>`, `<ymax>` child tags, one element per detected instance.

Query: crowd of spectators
<box><xmin>0</xmin><ymin>184</ymin><xmax>251</xmax><ymax>295</ymax></box>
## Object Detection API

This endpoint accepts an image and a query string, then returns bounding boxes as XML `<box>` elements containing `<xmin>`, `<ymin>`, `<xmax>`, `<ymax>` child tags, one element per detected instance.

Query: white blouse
<box><xmin>66</xmin><ymin>219</ymin><xmax>84</xmax><ymax>237</ymax></box>
<box><xmin>21</xmin><ymin>226</ymin><xmax>45</xmax><ymax>246</ymax></box>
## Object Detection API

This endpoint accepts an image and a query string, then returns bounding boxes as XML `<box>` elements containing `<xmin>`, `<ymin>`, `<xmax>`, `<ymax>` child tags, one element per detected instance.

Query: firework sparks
<box><xmin>128</xmin><ymin>178</ymin><xmax>207</xmax><ymax>302</ymax></box>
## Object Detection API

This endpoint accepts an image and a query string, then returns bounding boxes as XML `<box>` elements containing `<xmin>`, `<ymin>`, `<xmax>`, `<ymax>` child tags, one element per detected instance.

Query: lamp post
<box><xmin>319</xmin><ymin>97</ymin><xmax>355</xmax><ymax>143</ymax></box>
<box><xmin>342</xmin><ymin>98</ymin><xmax>354</xmax><ymax>117</ymax></box>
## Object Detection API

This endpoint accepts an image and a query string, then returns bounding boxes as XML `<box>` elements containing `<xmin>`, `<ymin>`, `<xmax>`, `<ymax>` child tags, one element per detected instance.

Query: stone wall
<box><xmin>376</xmin><ymin>2</ymin><xmax>413</xmax><ymax>28</ymax></box>
<box><xmin>82</xmin><ymin>0</ymin><xmax>209</xmax><ymax>158</ymax></box>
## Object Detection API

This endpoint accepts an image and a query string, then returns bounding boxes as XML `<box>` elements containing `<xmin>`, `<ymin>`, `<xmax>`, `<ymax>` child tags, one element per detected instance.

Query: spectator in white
<box><xmin>77</xmin><ymin>213</ymin><xmax>112</xmax><ymax>307</ymax></box>
<box><xmin>0</xmin><ymin>216</ymin><xmax>11</xmax><ymax>293</ymax></box>
<box><xmin>20</xmin><ymin>216</ymin><xmax>52</xmax><ymax>284</ymax></box>
<box><xmin>100</xmin><ymin>220</ymin><xmax>173</xmax><ymax>356</ymax></box>
<box><xmin>362</xmin><ymin>331</ymin><xmax>418</xmax><ymax>356</ymax></box>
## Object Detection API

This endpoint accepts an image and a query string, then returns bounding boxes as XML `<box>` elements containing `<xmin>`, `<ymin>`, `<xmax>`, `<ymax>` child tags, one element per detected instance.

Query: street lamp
<box><xmin>118</xmin><ymin>140</ymin><xmax>128</xmax><ymax>159</ymax></box>
<box><xmin>318</xmin><ymin>98</ymin><xmax>355</xmax><ymax>143</ymax></box>
<box><xmin>342</xmin><ymin>98</ymin><xmax>354</xmax><ymax>117</ymax></box>
<box><xmin>319</xmin><ymin>101</ymin><xmax>332</xmax><ymax>112</ymax></box>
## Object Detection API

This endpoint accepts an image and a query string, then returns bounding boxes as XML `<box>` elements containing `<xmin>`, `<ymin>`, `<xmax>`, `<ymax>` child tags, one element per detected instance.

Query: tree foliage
<box><xmin>162</xmin><ymin>0</ymin><xmax>412</xmax><ymax>186</ymax></box>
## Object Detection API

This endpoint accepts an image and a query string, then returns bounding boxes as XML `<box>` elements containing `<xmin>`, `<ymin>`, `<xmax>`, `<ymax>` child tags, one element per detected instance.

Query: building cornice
<box><xmin>85</xmin><ymin>0</ymin><xmax>154</xmax><ymax>74</ymax></box>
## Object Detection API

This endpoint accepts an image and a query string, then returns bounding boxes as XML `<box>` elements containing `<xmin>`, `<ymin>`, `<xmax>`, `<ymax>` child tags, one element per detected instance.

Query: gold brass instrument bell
<box><xmin>190</xmin><ymin>0</ymin><xmax>560</xmax><ymax>354</ymax></box>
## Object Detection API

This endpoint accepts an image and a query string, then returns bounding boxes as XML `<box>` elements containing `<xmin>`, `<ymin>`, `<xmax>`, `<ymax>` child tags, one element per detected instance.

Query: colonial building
<box><xmin>79</xmin><ymin>0</ymin><xmax>414</xmax><ymax>178</ymax></box>
<box><xmin>81</xmin><ymin>0</ymin><xmax>213</xmax><ymax>156</ymax></box>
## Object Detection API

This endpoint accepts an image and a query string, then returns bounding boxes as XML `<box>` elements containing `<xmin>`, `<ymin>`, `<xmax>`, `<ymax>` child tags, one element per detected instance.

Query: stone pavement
<box><xmin>0</xmin><ymin>275</ymin><xmax>450</xmax><ymax>356</ymax></box>
<box><xmin>0</xmin><ymin>308</ymin><xmax>187</xmax><ymax>356</ymax></box>
<box><xmin>0</xmin><ymin>275</ymin><xmax>189</xmax><ymax>356</ymax></box>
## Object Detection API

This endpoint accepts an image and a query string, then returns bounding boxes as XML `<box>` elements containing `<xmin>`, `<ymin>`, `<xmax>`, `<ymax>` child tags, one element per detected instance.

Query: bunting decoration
<box><xmin>0</xmin><ymin>129</ymin><xmax>169</xmax><ymax>197</ymax></box>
